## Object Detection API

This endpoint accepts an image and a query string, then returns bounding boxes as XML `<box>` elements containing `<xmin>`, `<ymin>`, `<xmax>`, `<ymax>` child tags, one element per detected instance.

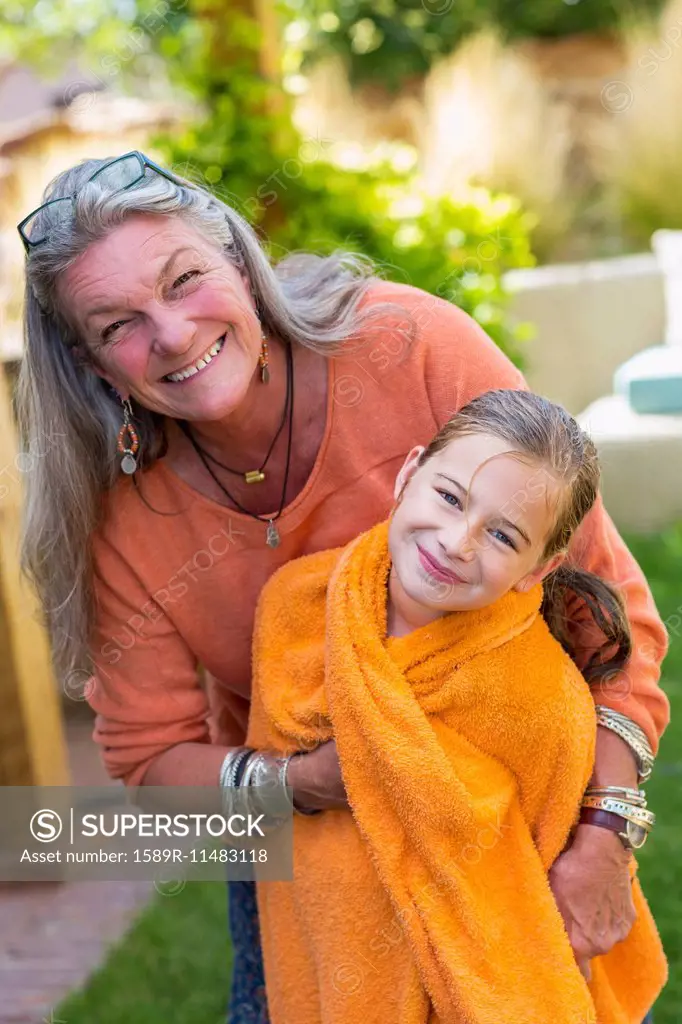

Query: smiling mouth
<box><xmin>417</xmin><ymin>545</ymin><xmax>468</xmax><ymax>585</ymax></box>
<box><xmin>162</xmin><ymin>334</ymin><xmax>226</xmax><ymax>383</ymax></box>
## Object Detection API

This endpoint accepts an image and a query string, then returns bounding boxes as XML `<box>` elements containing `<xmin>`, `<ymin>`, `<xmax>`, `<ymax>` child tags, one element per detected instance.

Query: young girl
<box><xmin>246</xmin><ymin>389</ymin><xmax>666</xmax><ymax>1024</ymax></box>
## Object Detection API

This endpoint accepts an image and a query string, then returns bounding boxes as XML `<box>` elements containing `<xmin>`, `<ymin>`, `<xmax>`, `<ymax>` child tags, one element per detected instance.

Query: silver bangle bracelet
<box><xmin>219</xmin><ymin>747</ymin><xmax>254</xmax><ymax>816</ymax></box>
<box><xmin>223</xmin><ymin>749</ymin><xmax>323</xmax><ymax>818</ymax></box>
<box><xmin>584</xmin><ymin>785</ymin><xmax>647</xmax><ymax>805</ymax></box>
<box><xmin>595</xmin><ymin>706</ymin><xmax>655</xmax><ymax>784</ymax></box>
<box><xmin>219</xmin><ymin>746</ymin><xmax>252</xmax><ymax>789</ymax></box>
<box><xmin>240</xmin><ymin>751</ymin><xmax>262</xmax><ymax>818</ymax></box>
<box><xmin>247</xmin><ymin>752</ymin><xmax>294</xmax><ymax>817</ymax></box>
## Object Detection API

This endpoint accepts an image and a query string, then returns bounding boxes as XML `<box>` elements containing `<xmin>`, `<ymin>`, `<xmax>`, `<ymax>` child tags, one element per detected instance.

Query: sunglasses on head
<box><xmin>17</xmin><ymin>151</ymin><xmax>183</xmax><ymax>253</ymax></box>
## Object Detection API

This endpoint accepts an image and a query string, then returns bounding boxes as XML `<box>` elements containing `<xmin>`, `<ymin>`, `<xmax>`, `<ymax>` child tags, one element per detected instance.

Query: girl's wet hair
<box><xmin>418</xmin><ymin>389</ymin><xmax>631</xmax><ymax>685</ymax></box>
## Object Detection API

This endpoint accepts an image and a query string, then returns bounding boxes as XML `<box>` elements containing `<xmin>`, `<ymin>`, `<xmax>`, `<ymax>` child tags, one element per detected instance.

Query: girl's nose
<box><xmin>440</xmin><ymin>523</ymin><xmax>478</xmax><ymax>563</ymax></box>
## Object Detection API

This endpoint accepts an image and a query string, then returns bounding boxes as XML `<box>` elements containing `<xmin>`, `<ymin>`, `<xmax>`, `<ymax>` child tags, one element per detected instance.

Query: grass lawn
<box><xmin>56</xmin><ymin>525</ymin><xmax>682</xmax><ymax>1024</ymax></box>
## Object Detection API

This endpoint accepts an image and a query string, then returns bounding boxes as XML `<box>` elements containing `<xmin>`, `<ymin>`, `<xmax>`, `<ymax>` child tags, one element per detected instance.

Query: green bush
<box><xmin>262</xmin><ymin>153</ymin><xmax>536</xmax><ymax>363</ymax></box>
<box><xmin>155</xmin><ymin>6</ymin><xmax>535</xmax><ymax>366</ymax></box>
<box><xmin>162</xmin><ymin>131</ymin><xmax>536</xmax><ymax>366</ymax></box>
<box><xmin>5</xmin><ymin>0</ymin><xmax>536</xmax><ymax>365</ymax></box>
<box><xmin>285</xmin><ymin>0</ymin><xmax>667</xmax><ymax>91</ymax></box>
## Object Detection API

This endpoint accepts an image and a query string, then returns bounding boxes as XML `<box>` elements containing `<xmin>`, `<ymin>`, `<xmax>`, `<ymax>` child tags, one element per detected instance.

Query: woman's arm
<box><xmin>411</xmin><ymin>292</ymin><xmax>668</xmax><ymax>970</ymax></box>
<box><xmin>549</xmin><ymin>726</ymin><xmax>639</xmax><ymax>981</ymax></box>
<box><xmin>87</xmin><ymin>528</ymin><xmax>213</xmax><ymax>787</ymax></box>
<box><xmin>564</xmin><ymin>493</ymin><xmax>669</xmax><ymax>749</ymax></box>
<box><xmin>142</xmin><ymin>736</ymin><xmax>349</xmax><ymax>811</ymax></box>
<box><xmin>544</xmin><ymin>495</ymin><xmax>668</xmax><ymax>974</ymax></box>
<box><xmin>141</xmin><ymin>741</ymin><xmax>232</xmax><ymax>786</ymax></box>
<box><xmin>417</xmin><ymin>294</ymin><xmax>669</xmax><ymax>749</ymax></box>
<box><xmin>88</xmin><ymin>516</ymin><xmax>349</xmax><ymax>806</ymax></box>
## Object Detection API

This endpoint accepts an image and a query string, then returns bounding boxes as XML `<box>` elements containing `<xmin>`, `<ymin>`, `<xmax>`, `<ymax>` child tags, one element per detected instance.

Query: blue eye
<box><xmin>491</xmin><ymin>528</ymin><xmax>515</xmax><ymax>550</ymax></box>
<box><xmin>437</xmin><ymin>490</ymin><xmax>461</xmax><ymax>509</ymax></box>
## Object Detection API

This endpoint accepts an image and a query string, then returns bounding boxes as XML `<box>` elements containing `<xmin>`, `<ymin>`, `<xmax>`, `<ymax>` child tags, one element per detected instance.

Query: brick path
<box><xmin>0</xmin><ymin>710</ymin><xmax>153</xmax><ymax>1023</ymax></box>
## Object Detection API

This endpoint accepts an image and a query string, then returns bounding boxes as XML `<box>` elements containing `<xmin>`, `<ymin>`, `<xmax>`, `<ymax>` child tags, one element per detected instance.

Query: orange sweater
<box><xmin>87</xmin><ymin>281</ymin><xmax>670</xmax><ymax>787</ymax></box>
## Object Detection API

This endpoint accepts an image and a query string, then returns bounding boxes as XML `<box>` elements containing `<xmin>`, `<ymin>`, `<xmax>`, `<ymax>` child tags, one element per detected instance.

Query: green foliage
<box><xmin>0</xmin><ymin>0</ymin><xmax>187</xmax><ymax>74</ymax></box>
<box><xmin>159</xmin><ymin>7</ymin><xmax>535</xmax><ymax>366</ymax></box>
<box><xmin>283</xmin><ymin>0</ymin><xmax>667</xmax><ymax>91</ymax></box>
<box><xmin>265</xmin><ymin>155</ymin><xmax>536</xmax><ymax>361</ymax></box>
<box><xmin>164</xmin><ymin>138</ymin><xmax>535</xmax><ymax>365</ymax></box>
<box><xmin>4</xmin><ymin>0</ymin><xmax>536</xmax><ymax>365</ymax></box>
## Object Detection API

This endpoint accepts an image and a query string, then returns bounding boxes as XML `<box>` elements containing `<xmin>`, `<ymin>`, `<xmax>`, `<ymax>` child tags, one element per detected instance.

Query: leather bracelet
<box><xmin>579</xmin><ymin>803</ymin><xmax>652</xmax><ymax>850</ymax></box>
<box><xmin>579</xmin><ymin>807</ymin><xmax>628</xmax><ymax>833</ymax></box>
<box><xmin>579</xmin><ymin>807</ymin><xmax>630</xmax><ymax>846</ymax></box>
<box><xmin>579</xmin><ymin>806</ymin><xmax>650</xmax><ymax>851</ymax></box>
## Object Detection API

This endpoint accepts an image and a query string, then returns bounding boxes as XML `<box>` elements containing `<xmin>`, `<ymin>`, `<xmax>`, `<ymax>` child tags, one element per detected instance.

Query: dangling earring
<box><xmin>116</xmin><ymin>398</ymin><xmax>140</xmax><ymax>475</ymax></box>
<box><xmin>258</xmin><ymin>335</ymin><xmax>270</xmax><ymax>384</ymax></box>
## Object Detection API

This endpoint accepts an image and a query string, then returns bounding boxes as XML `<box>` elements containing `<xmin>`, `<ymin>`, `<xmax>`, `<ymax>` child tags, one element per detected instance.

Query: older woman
<box><xmin>17</xmin><ymin>151</ymin><xmax>667</xmax><ymax>1023</ymax></box>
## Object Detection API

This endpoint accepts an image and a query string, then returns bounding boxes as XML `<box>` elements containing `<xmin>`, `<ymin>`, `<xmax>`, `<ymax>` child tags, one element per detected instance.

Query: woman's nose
<box><xmin>151</xmin><ymin>309</ymin><xmax>196</xmax><ymax>354</ymax></box>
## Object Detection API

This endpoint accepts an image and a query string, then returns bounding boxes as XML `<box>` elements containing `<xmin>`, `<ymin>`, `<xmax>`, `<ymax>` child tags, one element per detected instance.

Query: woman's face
<box><xmin>57</xmin><ymin>213</ymin><xmax>262</xmax><ymax>422</ymax></box>
<box><xmin>388</xmin><ymin>432</ymin><xmax>566</xmax><ymax>621</ymax></box>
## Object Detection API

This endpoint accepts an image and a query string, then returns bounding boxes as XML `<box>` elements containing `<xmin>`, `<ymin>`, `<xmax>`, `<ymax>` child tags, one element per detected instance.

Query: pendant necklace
<box><xmin>180</xmin><ymin>342</ymin><xmax>294</xmax><ymax>548</ymax></box>
<box><xmin>185</xmin><ymin>348</ymin><xmax>290</xmax><ymax>485</ymax></box>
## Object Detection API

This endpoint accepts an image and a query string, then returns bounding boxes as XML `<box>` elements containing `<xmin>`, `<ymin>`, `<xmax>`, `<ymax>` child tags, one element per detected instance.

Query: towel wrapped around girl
<box><xmin>246</xmin><ymin>389</ymin><xmax>667</xmax><ymax>1024</ymax></box>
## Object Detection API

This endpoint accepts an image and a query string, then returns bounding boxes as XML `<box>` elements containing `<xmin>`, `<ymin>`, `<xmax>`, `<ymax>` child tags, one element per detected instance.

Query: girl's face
<box><xmin>388</xmin><ymin>433</ymin><xmax>567</xmax><ymax>625</ymax></box>
<box><xmin>57</xmin><ymin>213</ymin><xmax>261</xmax><ymax>423</ymax></box>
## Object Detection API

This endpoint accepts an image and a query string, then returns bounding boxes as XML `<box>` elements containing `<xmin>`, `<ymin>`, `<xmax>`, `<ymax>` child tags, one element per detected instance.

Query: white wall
<box><xmin>504</xmin><ymin>254</ymin><xmax>665</xmax><ymax>414</ymax></box>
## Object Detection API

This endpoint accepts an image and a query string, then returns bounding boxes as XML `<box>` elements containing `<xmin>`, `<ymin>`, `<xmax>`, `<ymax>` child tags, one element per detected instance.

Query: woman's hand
<box><xmin>549</xmin><ymin>823</ymin><xmax>636</xmax><ymax>981</ymax></box>
<box><xmin>286</xmin><ymin>740</ymin><xmax>349</xmax><ymax>811</ymax></box>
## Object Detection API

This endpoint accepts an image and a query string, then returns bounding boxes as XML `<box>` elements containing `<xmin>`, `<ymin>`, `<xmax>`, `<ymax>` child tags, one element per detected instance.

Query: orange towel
<box><xmin>248</xmin><ymin>520</ymin><xmax>667</xmax><ymax>1024</ymax></box>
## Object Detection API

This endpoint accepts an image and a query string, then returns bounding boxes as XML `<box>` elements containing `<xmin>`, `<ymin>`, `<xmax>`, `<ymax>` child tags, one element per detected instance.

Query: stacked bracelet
<box><xmin>218</xmin><ymin>748</ymin><xmax>322</xmax><ymax>819</ymax></box>
<box><xmin>219</xmin><ymin>746</ymin><xmax>254</xmax><ymax>816</ymax></box>
<box><xmin>219</xmin><ymin>746</ymin><xmax>251</xmax><ymax>789</ymax></box>
<box><xmin>594</xmin><ymin>706</ymin><xmax>655</xmax><ymax>784</ymax></box>
<box><xmin>580</xmin><ymin>783</ymin><xmax>655</xmax><ymax>850</ymax></box>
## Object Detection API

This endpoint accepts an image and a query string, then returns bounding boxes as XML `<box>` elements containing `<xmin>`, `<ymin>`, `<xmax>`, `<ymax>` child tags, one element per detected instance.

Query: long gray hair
<box><xmin>17</xmin><ymin>154</ymin><xmax>397</xmax><ymax>688</ymax></box>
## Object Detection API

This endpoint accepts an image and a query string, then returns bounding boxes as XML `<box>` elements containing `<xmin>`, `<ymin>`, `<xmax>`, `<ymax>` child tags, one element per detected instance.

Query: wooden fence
<box><xmin>0</xmin><ymin>363</ymin><xmax>70</xmax><ymax>786</ymax></box>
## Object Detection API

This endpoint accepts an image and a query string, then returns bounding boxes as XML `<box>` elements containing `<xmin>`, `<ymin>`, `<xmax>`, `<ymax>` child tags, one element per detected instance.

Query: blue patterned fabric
<box><xmin>225</xmin><ymin>878</ymin><xmax>655</xmax><ymax>1024</ymax></box>
<box><xmin>227</xmin><ymin>880</ymin><xmax>270</xmax><ymax>1024</ymax></box>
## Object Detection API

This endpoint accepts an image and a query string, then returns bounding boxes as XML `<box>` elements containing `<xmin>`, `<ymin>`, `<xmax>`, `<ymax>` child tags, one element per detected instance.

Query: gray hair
<box><xmin>16</xmin><ymin>155</ymin><xmax>402</xmax><ymax>688</ymax></box>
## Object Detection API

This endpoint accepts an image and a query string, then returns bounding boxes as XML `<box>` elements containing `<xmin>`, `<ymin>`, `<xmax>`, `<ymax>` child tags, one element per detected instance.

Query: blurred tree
<box><xmin>284</xmin><ymin>0</ymin><xmax>667</xmax><ymax>91</ymax></box>
<box><xmin>162</xmin><ymin>0</ymin><xmax>301</xmax><ymax>233</ymax></box>
<box><xmin>159</xmin><ymin>1</ymin><xmax>535</xmax><ymax>362</ymax></box>
<box><xmin>0</xmin><ymin>0</ymin><xmax>185</xmax><ymax>72</ymax></box>
<box><xmin>3</xmin><ymin>0</ymin><xmax>535</xmax><ymax>364</ymax></box>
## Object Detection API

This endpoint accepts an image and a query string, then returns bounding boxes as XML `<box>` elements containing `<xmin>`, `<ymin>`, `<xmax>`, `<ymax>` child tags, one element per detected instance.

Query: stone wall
<box><xmin>505</xmin><ymin>253</ymin><xmax>665</xmax><ymax>414</ymax></box>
